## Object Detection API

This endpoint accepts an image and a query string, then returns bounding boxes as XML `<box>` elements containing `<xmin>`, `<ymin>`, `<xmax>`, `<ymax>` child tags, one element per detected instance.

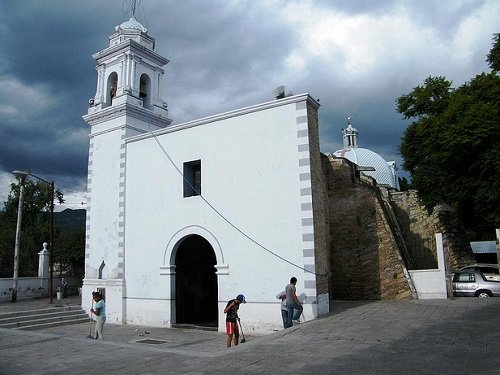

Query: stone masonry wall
<box><xmin>323</xmin><ymin>156</ymin><xmax>413</xmax><ymax>300</ymax></box>
<box><xmin>390</xmin><ymin>191</ymin><xmax>475</xmax><ymax>271</ymax></box>
<box><xmin>389</xmin><ymin>191</ymin><xmax>438</xmax><ymax>269</ymax></box>
<box><xmin>321</xmin><ymin>155</ymin><xmax>475</xmax><ymax>300</ymax></box>
<box><xmin>307</xmin><ymin>104</ymin><xmax>331</xmax><ymax>297</ymax></box>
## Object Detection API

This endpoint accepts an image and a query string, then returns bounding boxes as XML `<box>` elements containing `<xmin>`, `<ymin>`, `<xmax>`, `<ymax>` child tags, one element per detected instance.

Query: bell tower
<box><xmin>86</xmin><ymin>16</ymin><xmax>171</xmax><ymax>122</ymax></box>
<box><xmin>82</xmin><ymin>13</ymin><xmax>172</xmax><ymax>322</ymax></box>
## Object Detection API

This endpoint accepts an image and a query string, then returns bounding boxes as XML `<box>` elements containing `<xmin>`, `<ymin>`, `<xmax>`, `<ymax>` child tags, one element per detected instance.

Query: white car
<box><xmin>453</xmin><ymin>271</ymin><xmax>500</xmax><ymax>298</ymax></box>
<box><xmin>459</xmin><ymin>264</ymin><xmax>500</xmax><ymax>282</ymax></box>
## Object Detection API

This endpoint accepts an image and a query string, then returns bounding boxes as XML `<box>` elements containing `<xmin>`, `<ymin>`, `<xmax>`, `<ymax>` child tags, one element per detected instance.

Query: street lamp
<box><xmin>11</xmin><ymin>174</ymin><xmax>25</xmax><ymax>302</ymax></box>
<box><xmin>12</xmin><ymin>170</ymin><xmax>55</xmax><ymax>304</ymax></box>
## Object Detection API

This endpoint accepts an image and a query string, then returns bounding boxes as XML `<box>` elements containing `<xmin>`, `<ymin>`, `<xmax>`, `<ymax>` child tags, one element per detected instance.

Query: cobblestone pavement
<box><xmin>1</xmin><ymin>297</ymin><xmax>500</xmax><ymax>374</ymax></box>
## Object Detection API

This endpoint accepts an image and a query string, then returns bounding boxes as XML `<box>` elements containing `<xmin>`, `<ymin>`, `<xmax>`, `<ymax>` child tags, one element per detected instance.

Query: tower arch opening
<box><xmin>139</xmin><ymin>73</ymin><xmax>152</xmax><ymax>109</ymax></box>
<box><xmin>105</xmin><ymin>72</ymin><xmax>118</xmax><ymax>108</ymax></box>
<box><xmin>174</xmin><ymin>234</ymin><xmax>218</xmax><ymax>327</ymax></box>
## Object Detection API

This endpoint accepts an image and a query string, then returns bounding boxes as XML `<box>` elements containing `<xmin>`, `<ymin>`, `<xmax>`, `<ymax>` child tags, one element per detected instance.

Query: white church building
<box><xmin>81</xmin><ymin>16</ymin><xmax>331</xmax><ymax>334</ymax></box>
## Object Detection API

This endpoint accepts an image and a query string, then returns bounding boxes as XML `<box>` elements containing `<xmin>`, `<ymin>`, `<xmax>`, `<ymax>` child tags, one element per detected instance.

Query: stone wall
<box><xmin>322</xmin><ymin>155</ymin><xmax>476</xmax><ymax>301</ymax></box>
<box><xmin>323</xmin><ymin>156</ymin><xmax>413</xmax><ymax>300</ymax></box>
<box><xmin>390</xmin><ymin>191</ymin><xmax>475</xmax><ymax>271</ymax></box>
<box><xmin>389</xmin><ymin>191</ymin><xmax>438</xmax><ymax>269</ymax></box>
<box><xmin>308</xmin><ymin>104</ymin><xmax>331</xmax><ymax>298</ymax></box>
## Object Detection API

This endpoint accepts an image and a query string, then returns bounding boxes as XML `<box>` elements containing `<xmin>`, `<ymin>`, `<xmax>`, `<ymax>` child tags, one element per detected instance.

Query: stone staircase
<box><xmin>0</xmin><ymin>304</ymin><xmax>89</xmax><ymax>330</ymax></box>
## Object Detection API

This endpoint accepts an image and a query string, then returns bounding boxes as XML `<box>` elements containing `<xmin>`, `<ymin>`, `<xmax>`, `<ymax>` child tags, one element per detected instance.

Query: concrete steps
<box><xmin>0</xmin><ymin>305</ymin><xmax>89</xmax><ymax>330</ymax></box>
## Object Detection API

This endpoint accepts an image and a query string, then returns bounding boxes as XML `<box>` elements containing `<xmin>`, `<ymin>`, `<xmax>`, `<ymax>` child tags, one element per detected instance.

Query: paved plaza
<box><xmin>1</xmin><ymin>296</ymin><xmax>500</xmax><ymax>374</ymax></box>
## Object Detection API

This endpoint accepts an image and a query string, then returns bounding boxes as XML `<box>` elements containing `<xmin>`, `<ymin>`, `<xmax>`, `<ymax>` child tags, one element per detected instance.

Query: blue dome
<box><xmin>333</xmin><ymin>147</ymin><xmax>398</xmax><ymax>188</ymax></box>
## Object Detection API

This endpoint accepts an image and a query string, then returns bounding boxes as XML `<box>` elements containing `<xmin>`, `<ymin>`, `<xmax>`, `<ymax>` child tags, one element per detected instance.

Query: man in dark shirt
<box><xmin>224</xmin><ymin>294</ymin><xmax>245</xmax><ymax>348</ymax></box>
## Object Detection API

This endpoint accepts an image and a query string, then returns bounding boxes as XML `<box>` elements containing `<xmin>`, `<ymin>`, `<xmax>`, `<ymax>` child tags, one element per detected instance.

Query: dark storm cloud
<box><xmin>144</xmin><ymin>1</ymin><xmax>296</xmax><ymax>118</ymax></box>
<box><xmin>0</xmin><ymin>1</ymin><xmax>106</xmax><ymax>180</ymax></box>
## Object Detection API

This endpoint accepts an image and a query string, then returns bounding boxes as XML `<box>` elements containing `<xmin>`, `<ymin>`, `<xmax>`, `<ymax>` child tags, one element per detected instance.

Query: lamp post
<box><xmin>11</xmin><ymin>175</ymin><xmax>26</xmax><ymax>302</ymax></box>
<box><xmin>12</xmin><ymin>170</ymin><xmax>55</xmax><ymax>304</ymax></box>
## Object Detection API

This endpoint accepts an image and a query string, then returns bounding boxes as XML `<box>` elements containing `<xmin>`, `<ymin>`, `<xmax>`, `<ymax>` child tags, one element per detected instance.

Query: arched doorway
<box><xmin>175</xmin><ymin>234</ymin><xmax>218</xmax><ymax>327</ymax></box>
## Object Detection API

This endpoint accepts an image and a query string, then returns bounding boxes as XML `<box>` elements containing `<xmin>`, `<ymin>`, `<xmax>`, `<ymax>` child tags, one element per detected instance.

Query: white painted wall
<box><xmin>0</xmin><ymin>277</ymin><xmax>46</xmax><ymax>302</ymax></box>
<box><xmin>123</xmin><ymin>96</ymin><xmax>317</xmax><ymax>333</ymax></box>
<box><xmin>85</xmin><ymin>129</ymin><xmax>123</xmax><ymax>279</ymax></box>
<box><xmin>0</xmin><ymin>275</ymin><xmax>82</xmax><ymax>303</ymax></box>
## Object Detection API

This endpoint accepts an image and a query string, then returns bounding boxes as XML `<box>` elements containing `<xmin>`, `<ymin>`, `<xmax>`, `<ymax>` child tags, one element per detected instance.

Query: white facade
<box><xmin>82</xmin><ymin>17</ymin><xmax>328</xmax><ymax>334</ymax></box>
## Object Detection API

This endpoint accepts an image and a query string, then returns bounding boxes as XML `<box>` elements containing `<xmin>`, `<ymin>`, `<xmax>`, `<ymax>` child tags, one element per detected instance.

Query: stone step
<box><xmin>0</xmin><ymin>305</ymin><xmax>83</xmax><ymax>320</ymax></box>
<box><xmin>14</xmin><ymin>316</ymin><xmax>90</xmax><ymax>331</ymax></box>
<box><xmin>0</xmin><ymin>305</ymin><xmax>90</xmax><ymax>330</ymax></box>
<box><xmin>0</xmin><ymin>311</ymin><xmax>88</xmax><ymax>329</ymax></box>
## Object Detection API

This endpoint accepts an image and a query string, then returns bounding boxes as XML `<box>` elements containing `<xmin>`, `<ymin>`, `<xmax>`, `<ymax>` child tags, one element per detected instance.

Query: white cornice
<box><xmin>127</xmin><ymin>93</ymin><xmax>319</xmax><ymax>144</ymax></box>
<box><xmin>92</xmin><ymin>39</ymin><xmax>169</xmax><ymax>66</ymax></box>
<box><xmin>83</xmin><ymin>103</ymin><xmax>172</xmax><ymax>128</ymax></box>
<box><xmin>87</xmin><ymin>123</ymin><xmax>153</xmax><ymax>139</ymax></box>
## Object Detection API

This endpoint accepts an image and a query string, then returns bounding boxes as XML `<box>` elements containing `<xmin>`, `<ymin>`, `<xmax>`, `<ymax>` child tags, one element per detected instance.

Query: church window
<box><xmin>183</xmin><ymin>160</ymin><xmax>201</xmax><ymax>197</ymax></box>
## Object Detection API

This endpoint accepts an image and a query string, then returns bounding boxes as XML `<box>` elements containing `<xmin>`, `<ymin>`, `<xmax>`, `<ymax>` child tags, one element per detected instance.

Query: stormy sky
<box><xmin>0</xmin><ymin>0</ymin><xmax>497</xmax><ymax>210</ymax></box>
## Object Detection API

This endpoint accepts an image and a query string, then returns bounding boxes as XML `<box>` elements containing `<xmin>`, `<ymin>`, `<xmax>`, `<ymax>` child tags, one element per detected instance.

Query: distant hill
<box><xmin>54</xmin><ymin>209</ymin><xmax>86</xmax><ymax>234</ymax></box>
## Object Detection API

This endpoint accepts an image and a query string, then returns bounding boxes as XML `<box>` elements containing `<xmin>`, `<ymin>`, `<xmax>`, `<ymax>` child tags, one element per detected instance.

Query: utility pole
<box><xmin>11</xmin><ymin>176</ymin><xmax>26</xmax><ymax>302</ymax></box>
<box><xmin>12</xmin><ymin>170</ymin><xmax>55</xmax><ymax>303</ymax></box>
<box><xmin>49</xmin><ymin>180</ymin><xmax>54</xmax><ymax>304</ymax></box>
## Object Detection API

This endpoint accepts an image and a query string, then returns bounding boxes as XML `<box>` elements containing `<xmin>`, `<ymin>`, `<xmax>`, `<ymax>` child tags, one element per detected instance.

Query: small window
<box><xmin>183</xmin><ymin>160</ymin><xmax>201</xmax><ymax>197</ymax></box>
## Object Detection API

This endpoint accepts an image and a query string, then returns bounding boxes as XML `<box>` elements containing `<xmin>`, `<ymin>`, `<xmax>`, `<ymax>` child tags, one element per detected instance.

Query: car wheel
<box><xmin>476</xmin><ymin>290</ymin><xmax>492</xmax><ymax>298</ymax></box>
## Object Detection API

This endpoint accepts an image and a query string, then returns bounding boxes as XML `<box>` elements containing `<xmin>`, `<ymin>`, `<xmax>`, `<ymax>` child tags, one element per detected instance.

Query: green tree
<box><xmin>0</xmin><ymin>210</ymin><xmax>16</xmax><ymax>277</ymax></box>
<box><xmin>56</xmin><ymin>229</ymin><xmax>85</xmax><ymax>277</ymax></box>
<box><xmin>397</xmin><ymin>176</ymin><xmax>412</xmax><ymax>191</ymax></box>
<box><xmin>487</xmin><ymin>33</ymin><xmax>500</xmax><ymax>73</ymax></box>
<box><xmin>397</xmin><ymin>37</ymin><xmax>500</xmax><ymax>240</ymax></box>
<box><xmin>0</xmin><ymin>179</ymin><xmax>64</xmax><ymax>277</ymax></box>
